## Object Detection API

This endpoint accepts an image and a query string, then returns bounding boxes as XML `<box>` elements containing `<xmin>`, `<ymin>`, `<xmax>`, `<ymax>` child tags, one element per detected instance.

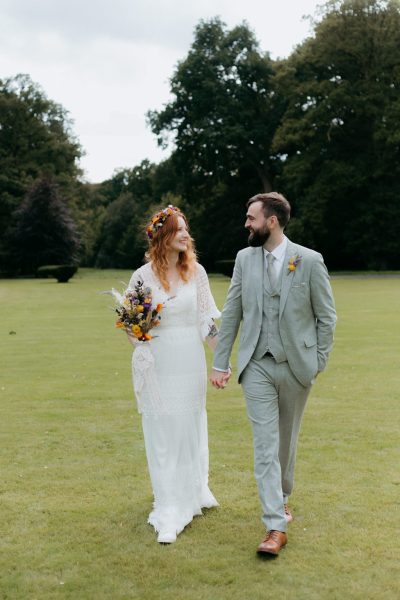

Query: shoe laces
<box><xmin>268</xmin><ymin>530</ymin><xmax>281</xmax><ymax>542</ymax></box>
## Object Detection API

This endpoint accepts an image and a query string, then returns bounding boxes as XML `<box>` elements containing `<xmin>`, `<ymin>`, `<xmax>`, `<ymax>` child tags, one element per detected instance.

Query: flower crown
<box><xmin>146</xmin><ymin>205</ymin><xmax>181</xmax><ymax>240</ymax></box>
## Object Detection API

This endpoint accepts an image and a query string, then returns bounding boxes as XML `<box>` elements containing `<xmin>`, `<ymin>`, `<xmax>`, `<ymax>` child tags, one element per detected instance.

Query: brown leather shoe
<box><xmin>284</xmin><ymin>504</ymin><xmax>294</xmax><ymax>523</ymax></box>
<box><xmin>257</xmin><ymin>530</ymin><xmax>288</xmax><ymax>555</ymax></box>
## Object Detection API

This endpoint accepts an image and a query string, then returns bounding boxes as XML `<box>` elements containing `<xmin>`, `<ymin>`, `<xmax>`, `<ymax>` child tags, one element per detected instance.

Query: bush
<box><xmin>214</xmin><ymin>259</ymin><xmax>235</xmax><ymax>277</ymax></box>
<box><xmin>36</xmin><ymin>265</ymin><xmax>78</xmax><ymax>283</ymax></box>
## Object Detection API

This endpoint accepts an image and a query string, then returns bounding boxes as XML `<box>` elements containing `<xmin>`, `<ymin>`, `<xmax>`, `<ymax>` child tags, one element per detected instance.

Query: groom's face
<box><xmin>245</xmin><ymin>201</ymin><xmax>271</xmax><ymax>247</ymax></box>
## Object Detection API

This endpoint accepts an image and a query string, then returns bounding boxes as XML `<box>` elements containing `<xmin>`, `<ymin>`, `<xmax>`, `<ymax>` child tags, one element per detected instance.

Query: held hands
<box><xmin>210</xmin><ymin>368</ymin><xmax>231</xmax><ymax>389</ymax></box>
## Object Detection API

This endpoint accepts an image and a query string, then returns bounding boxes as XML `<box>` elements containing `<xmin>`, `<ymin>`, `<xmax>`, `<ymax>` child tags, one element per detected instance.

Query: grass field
<box><xmin>1</xmin><ymin>270</ymin><xmax>399</xmax><ymax>600</ymax></box>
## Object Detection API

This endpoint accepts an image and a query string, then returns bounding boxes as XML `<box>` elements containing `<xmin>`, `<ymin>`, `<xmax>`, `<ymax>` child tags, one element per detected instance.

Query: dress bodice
<box><xmin>152</xmin><ymin>278</ymin><xmax>198</xmax><ymax>330</ymax></box>
<box><xmin>128</xmin><ymin>262</ymin><xmax>220</xmax><ymax>338</ymax></box>
<box><xmin>129</xmin><ymin>261</ymin><xmax>220</xmax><ymax>417</ymax></box>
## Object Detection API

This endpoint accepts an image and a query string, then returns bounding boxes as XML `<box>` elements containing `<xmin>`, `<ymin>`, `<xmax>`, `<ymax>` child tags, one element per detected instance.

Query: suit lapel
<box><xmin>279</xmin><ymin>239</ymin><xmax>298</xmax><ymax>319</ymax></box>
<box><xmin>253</xmin><ymin>247</ymin><xmax>264</xmax><ymax>314</ymax></box>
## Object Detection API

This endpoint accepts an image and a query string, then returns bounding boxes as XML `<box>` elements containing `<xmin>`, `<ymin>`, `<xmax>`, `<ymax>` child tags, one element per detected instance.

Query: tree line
<box><xmin>1</xmin><ymin>0</ymin><xmax>400</xmax><ymax>275</ymax></box>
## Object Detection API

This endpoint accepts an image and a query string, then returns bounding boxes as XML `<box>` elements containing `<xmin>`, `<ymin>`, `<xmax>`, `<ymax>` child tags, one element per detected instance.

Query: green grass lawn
<box><xmin>1</xmin><ymin>270</ymin><xmax>399</xmax><ymax>600</ymax></box>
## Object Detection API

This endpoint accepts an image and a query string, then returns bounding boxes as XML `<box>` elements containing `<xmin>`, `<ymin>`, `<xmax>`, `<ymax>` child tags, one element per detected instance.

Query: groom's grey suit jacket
<box><xmin>213</xmin><ymin>239</ymin><xmax>337</xmax><ymax>387</ymax></box>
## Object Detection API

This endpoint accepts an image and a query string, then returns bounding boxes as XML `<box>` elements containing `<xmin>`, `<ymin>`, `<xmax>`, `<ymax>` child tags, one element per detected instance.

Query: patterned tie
<box><xmin>266</xmin><ymin>253</ymin><xmax>277</xmax><ymax>292</ymax></box>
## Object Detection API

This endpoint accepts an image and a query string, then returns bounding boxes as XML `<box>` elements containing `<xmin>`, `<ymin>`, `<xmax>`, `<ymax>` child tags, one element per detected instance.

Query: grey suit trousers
<box><xmin>241</xmin><ymin>355</ymin><xmax>311</xmax><ymax>533</ymax></box>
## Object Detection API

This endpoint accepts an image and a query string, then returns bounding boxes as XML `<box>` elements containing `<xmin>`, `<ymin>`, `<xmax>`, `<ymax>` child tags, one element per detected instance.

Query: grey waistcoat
<box><xmin>252</xmin><ymin>261</ymin><xmax>287</xmax><ymax>362</ymax></box>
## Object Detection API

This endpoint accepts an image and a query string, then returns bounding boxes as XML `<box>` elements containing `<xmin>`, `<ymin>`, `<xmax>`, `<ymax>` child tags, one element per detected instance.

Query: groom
<box><xmin>211</xmin><ymin>192</ymin><xmax>336</xmax><ymax>556</ymax></box>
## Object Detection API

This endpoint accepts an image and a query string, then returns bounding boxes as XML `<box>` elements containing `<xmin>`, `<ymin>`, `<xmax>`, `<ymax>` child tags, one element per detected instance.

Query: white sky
<box><xmin>0</xmin><ymin>0</ymin><xmax>322</xmax><ymax>183</ymax></box>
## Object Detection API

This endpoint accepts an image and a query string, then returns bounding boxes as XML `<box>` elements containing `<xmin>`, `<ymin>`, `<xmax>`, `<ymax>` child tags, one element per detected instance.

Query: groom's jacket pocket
<box><xmin>292</xmin><ymin>282</ymin><xmax>308</xmax><ymax>288</ymax></box>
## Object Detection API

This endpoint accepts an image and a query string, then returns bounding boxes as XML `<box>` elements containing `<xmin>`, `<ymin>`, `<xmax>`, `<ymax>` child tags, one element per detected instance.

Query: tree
<box><xmin>0</xmin><ymin>74</ymin><xmax>82</xmax><ymax>270</ymax></box>
<box><xmin>67</xmin><ymin>180</ymin><xmax>109</xmax><ymax>267</ymax></box>
<box><xmin>147</xmin><ymin>18</ymin><xmax>285</xmax><ymax>266</ymax></box>
<box><xmin>148</xmin><ymin>18</ymin><xmax>282</xmax><ymax>192</ymax></box>
<box><xmin>273</xmin><ymin>0</ymin><xmax>400</xmax><ymax>268</ymax></box>
<box><xmin>9</xmin><ymin>176</ymin><xmax>81</xmax><ymax>274</ymax></box>
<box><xmin>92</xmin><ymin>161</ymin><xmax>172</xmax><ymax>268</ymax></box>
<box><xmin>93</xmin><ymin>192</ymin><xmax>146</xmax><ymax>269</ymax></box>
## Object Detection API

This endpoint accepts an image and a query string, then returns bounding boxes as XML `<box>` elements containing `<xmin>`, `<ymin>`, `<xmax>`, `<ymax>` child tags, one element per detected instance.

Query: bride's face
<box><xmin>169</xmin><ymin>216</ymin><xmax>190</xmax><ymax>253</ymax></box>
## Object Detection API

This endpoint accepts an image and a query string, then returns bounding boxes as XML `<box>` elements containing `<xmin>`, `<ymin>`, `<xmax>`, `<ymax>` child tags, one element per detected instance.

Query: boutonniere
<box><xmin>287</xmin><ymin>254</ymin><xmax>302</xmax><ymax>274</ymax></box>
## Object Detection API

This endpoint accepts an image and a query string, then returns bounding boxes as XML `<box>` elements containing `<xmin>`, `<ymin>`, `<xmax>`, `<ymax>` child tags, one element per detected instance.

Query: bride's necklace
<box><xmin>166</xmin><ymin>267</ymin><xmax>181</xmax><ymax>286</ymax></box>
<box><xmin>164</xmin><ymin>256</ymin><xmax>182</xmax><ymax>291</ymax></box>
<box><xmin>168</xmin><ymin>276</ymin><xmax>182</xmax><ymax>291</ymax></box>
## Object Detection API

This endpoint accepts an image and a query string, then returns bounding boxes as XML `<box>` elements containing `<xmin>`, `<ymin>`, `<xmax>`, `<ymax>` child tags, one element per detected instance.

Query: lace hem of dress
<box><xmin>148</xmin><ymin>487</ymin><xmax>219</xmax><ymax>536</ymax></box>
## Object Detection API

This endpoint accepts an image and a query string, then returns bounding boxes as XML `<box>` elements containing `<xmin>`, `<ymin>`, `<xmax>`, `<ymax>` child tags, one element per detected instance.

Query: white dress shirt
<box><xmin>263</xmin><ymin>236</ymin><xmax>288</xmax><ymax>280</ymax></box>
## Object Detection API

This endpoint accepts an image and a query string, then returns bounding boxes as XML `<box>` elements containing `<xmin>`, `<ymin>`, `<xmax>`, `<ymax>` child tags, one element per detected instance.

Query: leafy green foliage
<box><xmin>273</xmin><ymin>0</ymin><xmax>400</xmax><ymax>268</ymax></box>
<box><xmin>92</xmin><ymin>161</ymin><xmax>177</xmax><ymax>269</ymax></box>
<box><xmin>146</xmin><ymin>18</ymin><xmax>285</xmax><ymax>266</ymax></box>
<box><xmin>93</xmin><ymin>192</ymin><xmax>146</xmax><ymax>269</ymax></box>
<box><xmin>8</xmin><ymin>176</ymin><xmax>80</xmax><ymax>275</ymax></box>
<box><xmin>0</xmin><ymin>74</ymin><xmax>82</xmax><ymax>269</ymax></box>
<box><xmin>148</xmin><ymin>18</ymin><xmax>281</xmax><ymax>192</ymax></box>
<box><xmin>3</xmin><ymin>3</ymin><xmax>400</xmax><ymax>271</ymax></box>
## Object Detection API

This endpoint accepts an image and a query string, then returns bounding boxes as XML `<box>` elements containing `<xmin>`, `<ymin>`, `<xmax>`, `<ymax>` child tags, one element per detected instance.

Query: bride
<box><xmin>127</xmin><ymin>205</ymin><xmax>223</xmax><ymax>543</ymax></box>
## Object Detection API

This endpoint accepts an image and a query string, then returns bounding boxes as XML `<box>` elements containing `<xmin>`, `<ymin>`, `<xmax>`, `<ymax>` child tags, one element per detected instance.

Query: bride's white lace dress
<box><xmin>128</xmin><ymin>262</ymin><xmax>220</xmax><ymax>542</ymax></box>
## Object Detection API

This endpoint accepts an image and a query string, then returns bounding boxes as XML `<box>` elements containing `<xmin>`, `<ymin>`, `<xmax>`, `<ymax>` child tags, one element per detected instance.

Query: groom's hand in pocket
<box><xmin>210</xmin><ymin>368</ymin><xmax>231</xmax><ymax>389</ymax></box>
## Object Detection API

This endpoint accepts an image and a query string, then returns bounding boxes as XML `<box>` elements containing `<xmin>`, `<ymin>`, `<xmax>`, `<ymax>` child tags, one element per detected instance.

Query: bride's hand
<box><xmin>125</xmin><ymin>329</ymin><xmax>140</xmax><ymax>347</ymax></box>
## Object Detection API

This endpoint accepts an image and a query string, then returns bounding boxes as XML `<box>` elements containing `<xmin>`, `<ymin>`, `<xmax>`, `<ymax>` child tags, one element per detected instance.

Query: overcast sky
<box><xmin>0</xmin><ymin>0</ymin><xmax>322</xmax><ymax>182</ymax></box>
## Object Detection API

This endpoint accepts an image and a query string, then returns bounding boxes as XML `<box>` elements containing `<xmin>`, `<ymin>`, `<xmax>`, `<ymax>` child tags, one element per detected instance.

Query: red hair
<box><xmin>145</xmin><ymin>210</ymin><xmax>197</xmax><ymax>291</ymax></box>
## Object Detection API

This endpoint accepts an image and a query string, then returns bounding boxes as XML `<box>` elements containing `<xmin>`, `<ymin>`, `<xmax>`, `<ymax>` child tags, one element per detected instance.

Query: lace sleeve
<box><xmin>196</xmin><ymin>264</ymin><xmax>221</xmax><ymax>340</ymax></box>
<box><xmin>128</xmin><ymin>264</ymin><xmax>147</xmax><ymax>289</ymax></box>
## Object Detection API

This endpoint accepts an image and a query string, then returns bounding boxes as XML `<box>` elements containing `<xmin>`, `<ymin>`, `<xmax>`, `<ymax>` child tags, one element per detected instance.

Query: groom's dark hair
<box><xmin>246</xmin><ymin>192</ymin><xmax>291</xmax><ymax>228</ymax></box>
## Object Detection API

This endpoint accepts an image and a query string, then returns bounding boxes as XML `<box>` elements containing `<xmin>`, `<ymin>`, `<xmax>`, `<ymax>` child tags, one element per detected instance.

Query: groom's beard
<box><xmin>248</xmin><ymin>224</ymin><xmax>271</xmax><ymax>247</ymax></box>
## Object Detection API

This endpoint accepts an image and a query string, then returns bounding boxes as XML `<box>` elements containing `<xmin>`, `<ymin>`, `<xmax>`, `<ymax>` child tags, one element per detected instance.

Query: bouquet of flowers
<box><xmin>108</xmin><ymin>279</ymin><xmax>163</xmax><ymax>342</ymax></box>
